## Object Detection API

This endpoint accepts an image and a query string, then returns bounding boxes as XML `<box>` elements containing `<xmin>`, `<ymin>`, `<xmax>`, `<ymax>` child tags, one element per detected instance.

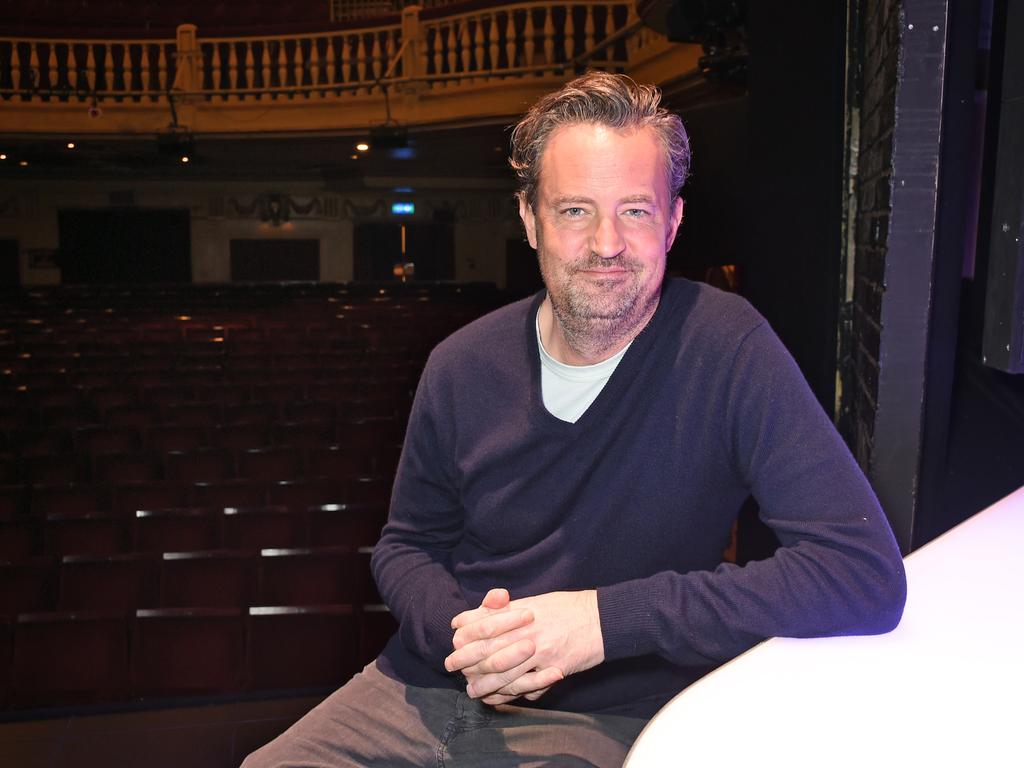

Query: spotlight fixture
<box><xmin>180</xmin><ymin>155</ymin><xmax>190</xmax><ymax>164</ymax></box>
<box><xmin>157</xmin><ymin>132</ymin><xmax>195</xmax><ymax>161</ymax></box>
<box><xmin>19</xmin><ymin>160</ymin><xmax>28</xmax><ymax>167</ymax></box>
<box><xmin>0</xmin><ymin>153</ymin><xmax>6</xmax><ymax>160</ymax></box>
<box><xmin>369</xmin><ymin>126</ymin><xmax>408</xmax><ymax>149</ymax></box>
<box><xmin>355</xmin><ymin>142</ymin><xmax>370</xmax><ymax>152</ymax></box>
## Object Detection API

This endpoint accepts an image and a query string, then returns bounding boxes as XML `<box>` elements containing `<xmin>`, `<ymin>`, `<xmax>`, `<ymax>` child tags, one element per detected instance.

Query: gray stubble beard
<box><xmin>542</xmin><ymin>254</ymin><xmax>662</xmax><ymax>361</ymax></box>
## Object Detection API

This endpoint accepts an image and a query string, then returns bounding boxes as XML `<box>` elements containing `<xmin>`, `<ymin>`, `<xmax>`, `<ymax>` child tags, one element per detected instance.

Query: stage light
<box><xmin>181</xmin><ymin>155</ymin><xmax>190</xmax><ymax>163</ymax></box>
<box><xmin>356</xmin><ymin>142</ymin><xmax>370</xmax><ymax>152</ymax></box>
<box><xmin>0</xmin><ymin>153</ymin><xmax>6</xmax><ymax>160</ymax></box>
<box><xmin>19</xmin><ymin>160</ymin><xmax>28</xmax><ymax>167</ymax></box>
<box><xmin>67</xmin><ymin>142</ymin><xmax>75</xmax><ymax>149</ymax></box>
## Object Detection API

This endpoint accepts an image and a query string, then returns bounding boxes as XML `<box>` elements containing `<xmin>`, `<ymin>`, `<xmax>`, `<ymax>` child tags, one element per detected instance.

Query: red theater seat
<box><xmin>236</xmin><ymin>446</ymin><xmax>304</xmax><ymax>481</ymax></box>
<box><xmin>31</xmin><ymin>483</ymin><xmax>108</xmax><ymax>517</ymax></box>
<box><xmin>222</xmin><ymin>505</ymin><xmax>305</xmax><ymax>550</ymax></box>
<box><xmin>58</xmin><ymin>552</ymin><xmax>160</xmax><ymax>613</ymax></box>
<box><xmin>11</xmin><ymin>611</ymin><xmax>129</xmax><ymax>708</ymax></box>
<box><xmin>165</xmin><ymin>447</ymin><xmax>236</xmax><ymax>483</ymax></box>
<box><xmin>306</xmin><ymin>503</ymin><xmax>385</xmax><ymax>549</ymax></box>
<box><xmin>146</xmin><ymin>424</ymin><xmax>210</xmax><ymax>452</ymax></box>
<box><xmin>246</xmin><ymin>605</ymin><xmax>358</xmax><ymax>692</ymax></box>
<box><xmin>273</xmin><ymin>420</ymin><xmax>336</xmax><ymax>449</ymax></box>
<box><xmin>112</xmin><ymin>482</ymin><xmax>189</xmax><ymax>517</ymax></box>
<box><xmin>134</xmin><ymin>508</ymin><xmax>221</xmax><ymax>553</ymax></box>
<box><xmin>45</xmin><ymin>512</ymin><xmax>129</xmax><ymax>557</ymax></box>
<box><xmin>0</xmin><ymin>557</ymin><xmax>58</xmax><ymax>615</ymax></box>
<box><xmin>269</xmin><ymin>478</ymin><xmax>344</xmax><ymax>515</ymax></box>
<box><xmin>209</xmin><ymin>423</ymin><xmax>271</xmax><ymax>451</ymax></box>
<box><xmin>132</xmin><ymin>607</ymin><xmax>244</xmax><ymax>697</ymax></box>
<box><xmin>0</xmin><ymin>518</ymin><xmax>40</xmax><ymax>560</ymax></box>
<box><xmin>93</xmin><ymin>451</ymin><xmax>164</xmax><ymax>485</ymax></box>
<box><xmin>12</xmin><ymin>428</ymin><xmax>74</xmax><ymax>456</ymax></box>
<box><xmin>19</xmin><ymin>454</ymin><xmax>87</xmax><ymax>485</ymax></box>
<box><xmin>282</xmin><ymin>401</ymin><xmax>337</xmax><ymax>423</ymax></box>
<box><xmin>223</xmin><ymin>402</ymin><xmax>279</xmax><ymax>425</ymax></box>
<box><xmin>256</xmin><ymin>546</ymin><xmax>358</xmax><ymax>606</ymax></box>
<box><xmin>159</xmin><ymin>549</ymin><xmax>257</xmax><ymax>608</ymax></box>
<box><xmin>102</xmin><ymin>403</ymin><xmax>159</xmax><ymax>428</ymax></box>
<box><xmin>161</xmin><ymin>402</ymin><xmax>225</xmax><ymax>428</ymax></box>
<box><xmin>345</xmin><ymin>476</ymin><xmax>392</xmax><ymax>506</ymax></box>
<box><xmin>0</xmin><ymin>485</ymin><xmax>29</xmax><ymax>519</ymax></box>
<box><xmin>193</xmin><ymin>479</ymin><xmax>268</xmax><ymax>510</ymax></box>
<box><xmin>358</xmin><ymin>604</ymin><xmax>398</xmax><ymax>666</ymax></box>
<box><xmin>75</xmin><ymin>425</ymin><xmax>143</xmax><ymax>456</ymax></box>
<box><xmin>307</xmin><ymin>445</ymin><xmax>370</xmax><ymax>482</ymax></box>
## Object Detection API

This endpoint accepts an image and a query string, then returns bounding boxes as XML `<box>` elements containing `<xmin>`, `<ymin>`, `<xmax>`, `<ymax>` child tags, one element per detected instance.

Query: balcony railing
<box><xmin>0</xmin><ymin>1</ymin><xmax>696</xmax><ymax>132</ymax></box>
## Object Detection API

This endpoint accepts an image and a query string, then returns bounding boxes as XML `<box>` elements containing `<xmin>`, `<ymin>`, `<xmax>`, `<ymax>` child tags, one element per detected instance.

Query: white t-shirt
<box><xmin>536</xmin><ymin>309</ymin><xmax>631</xmax><ymax>423</ymax></box>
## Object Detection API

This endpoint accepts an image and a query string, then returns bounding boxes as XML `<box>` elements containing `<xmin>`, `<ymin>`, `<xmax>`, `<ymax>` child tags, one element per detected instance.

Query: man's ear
<box><xmin>518</xmin><ymin>194</ymin><xmax>538</xmax><ymax>250</ymax></box>
<box><xmin>667</xmin><ymin>196</ymin><xmax>684</xmax><ymax>248</ymax></box>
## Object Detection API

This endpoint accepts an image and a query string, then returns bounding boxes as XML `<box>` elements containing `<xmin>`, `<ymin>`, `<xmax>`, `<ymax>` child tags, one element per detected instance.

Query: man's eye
<box><xmin>624</xmin><ymin>208</ymin><xmax>650</xmax><ymax>218</ymax></box>
<box><xmin>562</xmin><ymin>207</ymin><xmax>586</xmax><ymax>217</ymax></box>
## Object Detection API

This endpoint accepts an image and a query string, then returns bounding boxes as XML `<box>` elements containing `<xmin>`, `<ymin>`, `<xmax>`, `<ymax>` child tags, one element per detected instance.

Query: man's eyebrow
<box><xmin>549</xmin><ymin>196</ymin><xmax>595</xmax><ymax>207</ymax></box>
<box><xmin>547</xmin><ymin>194</ymin><xmax>658</xmax><ymax>207</ymax></box>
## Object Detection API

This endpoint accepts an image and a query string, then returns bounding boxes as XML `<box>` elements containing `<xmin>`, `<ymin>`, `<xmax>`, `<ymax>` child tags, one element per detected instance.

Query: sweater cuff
<box><xmin>424</xmin><ymin>595</ymin><xmax>471</xmax><ymax>669</ymax></box>
<box><xmin>597</xmin><ymin>579</ymin><xmax>663</xmax><ymax>663</ymax></box>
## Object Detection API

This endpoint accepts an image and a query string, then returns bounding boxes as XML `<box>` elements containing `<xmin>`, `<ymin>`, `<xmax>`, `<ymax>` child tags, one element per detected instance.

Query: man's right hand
<box><xmin>446</xmin><ymin>588</ymin><xmax>564</xmax><ymax>705</ymax></box>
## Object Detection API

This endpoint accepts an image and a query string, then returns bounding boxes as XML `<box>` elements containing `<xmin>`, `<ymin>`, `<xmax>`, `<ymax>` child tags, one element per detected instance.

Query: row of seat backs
<box><xmin>2</xmin><ymin>542</ymin><xmax>384</xmax><ymax>615</ymax></box>
<box><xmin>0</xmin><ymin>602</ymin><xmax>399</xmax><ymax>710</ymax></box>
<box><xmin>2</xmin><ymin>442</ymin><xmax>401</xmax><ymax>483</ymax></box>
<box><xmin>1</xmin><ymin>499</ymin><xmax>387</xmax><ymax>558</ymax></box>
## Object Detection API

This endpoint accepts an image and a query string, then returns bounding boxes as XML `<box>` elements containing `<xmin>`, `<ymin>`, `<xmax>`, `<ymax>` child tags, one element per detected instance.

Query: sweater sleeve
<box><xmin>597</xmin><ymin>321</ymin><xmax>907</xmax><ymax>667</ymax></box>
<box><xmin>370</xmin><ymin>361</ymin><xmax>471</xmax><ymax>673</ymax></box>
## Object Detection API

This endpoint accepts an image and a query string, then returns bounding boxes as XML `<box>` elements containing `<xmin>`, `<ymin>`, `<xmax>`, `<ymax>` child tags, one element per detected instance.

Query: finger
<box><xmin>451</xmin><ymin>589</ymin><xmax>511</xmax><ymax>630</ymax></box>
<box><xmin>480</xmin><ymin>692</ymin><xmax>522</xmax><ymax>706</ymax></box>
<box><xmin>451</xmin><ymin>598</ymin><xmax>515</xmax><ymax>630</ymax></box>
<box><xmin>465</xmin><ymin>655</ymin><xmax>540</xmax><ymax>699</ymax></box>
<box><xmin>451</xmin><ymin>609</ymin><xmax>533</xmax><ymax>650</ymax></box>
<box><xmin>457</xmin><ymin>637</ymin><xmax>535</xmax><ymax>677</ymax></box>
<box><xmin>494</xmin><ymin>667</ymin><xmax>563</xmax><ymax>699</ymax></box>
<box><xmin>481</xmin><ymin>588</ymin><xmax>510</xmax><ymax>610</ymax></box>
<box><xmin>447</xmin><ymin>635</ymin><xmax>534</xmax><ymax>675</ymax></box>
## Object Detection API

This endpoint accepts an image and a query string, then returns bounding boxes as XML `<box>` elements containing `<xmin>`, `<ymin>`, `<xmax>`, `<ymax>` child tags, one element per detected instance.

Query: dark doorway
<box><xmin>0</xmin><ymin>239</ymin><xmax>18</xmax><ymax>286</ymax></box>
<box><xmin>57</xmin><ymin>209</ymin><xmax>190</xmax><ymax>283</ymax></box>
<box><xmin>353</xmin><ymin>219</ymin><xmax>454</xmax><ymax>282</ymax></box>
<box><xmin>230</xmin><ymin>239</ymin><xmax>320</xmax><ymax>282</ymax></box>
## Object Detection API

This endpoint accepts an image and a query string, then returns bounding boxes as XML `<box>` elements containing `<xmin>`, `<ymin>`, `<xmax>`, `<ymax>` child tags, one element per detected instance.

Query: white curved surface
<box><xmin>624</xmin><ymin>485</ymin><xmax>1024</xmax><ymax>767</ymax></box>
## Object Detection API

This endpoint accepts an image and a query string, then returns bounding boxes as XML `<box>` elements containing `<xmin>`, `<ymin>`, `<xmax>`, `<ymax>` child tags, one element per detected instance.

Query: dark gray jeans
<box><xmin>242</xmin><ymin>662</ymin><xmax>647</xmax><ymax>767</ymax></box>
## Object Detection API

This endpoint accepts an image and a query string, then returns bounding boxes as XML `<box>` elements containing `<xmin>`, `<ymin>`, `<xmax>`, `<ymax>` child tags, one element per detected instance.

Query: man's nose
<box><xmin>590</xmin><ymin>215</ymin><xmax>626</xmax><ymax>259</ymax></box>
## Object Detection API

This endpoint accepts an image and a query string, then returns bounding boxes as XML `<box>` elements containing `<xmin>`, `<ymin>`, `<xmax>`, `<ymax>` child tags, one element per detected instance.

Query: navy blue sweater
<box><xmin>372</xmin><ymin>279</ymin><xmax>906</xmax><ymax>718</ymax></box>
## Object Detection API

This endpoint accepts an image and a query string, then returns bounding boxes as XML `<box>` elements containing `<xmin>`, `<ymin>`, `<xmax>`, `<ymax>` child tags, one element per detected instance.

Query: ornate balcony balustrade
<box><xmin>0</xmin><ymin>2</ymin><xmax>698</xmax><ymax>134</ymax></box>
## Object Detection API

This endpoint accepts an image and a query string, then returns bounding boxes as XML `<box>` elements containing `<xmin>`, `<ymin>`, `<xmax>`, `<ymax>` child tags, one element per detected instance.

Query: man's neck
<box><xmin>538</xmin><ymin>296</ymin><xmax>657</xmax><ymax>366</ymax></box>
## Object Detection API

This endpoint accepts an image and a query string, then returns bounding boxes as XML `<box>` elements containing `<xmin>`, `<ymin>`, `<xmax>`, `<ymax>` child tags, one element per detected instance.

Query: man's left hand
<box><xmin>445</xmin><ymin>589</ymin><xmax>604</xmax><ymax>703</ymax></box>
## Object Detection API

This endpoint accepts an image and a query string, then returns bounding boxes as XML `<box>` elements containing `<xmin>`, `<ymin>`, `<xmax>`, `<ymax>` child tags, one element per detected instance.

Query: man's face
<box><xmin>519</xmin><ymin>122</ymin><xmax>683</xmax><ymax>339</ymax></box>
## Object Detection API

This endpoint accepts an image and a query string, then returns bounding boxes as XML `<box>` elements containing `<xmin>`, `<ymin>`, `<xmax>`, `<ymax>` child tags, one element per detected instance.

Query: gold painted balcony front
<box><xmin>0</xmin><ymin>1</ymin><xmax>699</xmax><ymax>135</ymax></box>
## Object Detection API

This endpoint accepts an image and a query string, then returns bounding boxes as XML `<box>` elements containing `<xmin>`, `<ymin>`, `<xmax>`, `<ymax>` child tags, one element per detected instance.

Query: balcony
<box><xmin>0</xmin><ymin>1</ymin><xmax>700</xmax><ymax>136</ymax></box>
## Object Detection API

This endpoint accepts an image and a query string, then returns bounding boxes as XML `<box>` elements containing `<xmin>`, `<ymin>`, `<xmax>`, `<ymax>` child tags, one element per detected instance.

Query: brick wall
<box><xmin>840</xmin><ymin>0</ymin><xmax>901</xmax><ymax>470</ymax></box>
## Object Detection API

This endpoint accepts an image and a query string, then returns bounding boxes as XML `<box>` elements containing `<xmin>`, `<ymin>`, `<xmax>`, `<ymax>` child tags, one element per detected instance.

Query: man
<box><xmin>245</xmin><ymin>71</ymin><xmax>906</xmax><ymax>767</ymax></box>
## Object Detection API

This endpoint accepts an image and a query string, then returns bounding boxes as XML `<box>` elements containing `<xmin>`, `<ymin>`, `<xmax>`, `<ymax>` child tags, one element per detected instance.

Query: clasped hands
<box><xmin>443</xmin><ymin>587</ymin><xmax>604</xmax><ymax>705</ymax></box>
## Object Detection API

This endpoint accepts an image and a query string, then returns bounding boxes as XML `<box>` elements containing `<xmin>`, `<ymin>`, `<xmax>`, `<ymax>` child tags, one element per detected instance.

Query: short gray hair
<box><xmin>510</xmin><ymin>70</ymin><xmax>691</xmax><ymax>209</ymax></box>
